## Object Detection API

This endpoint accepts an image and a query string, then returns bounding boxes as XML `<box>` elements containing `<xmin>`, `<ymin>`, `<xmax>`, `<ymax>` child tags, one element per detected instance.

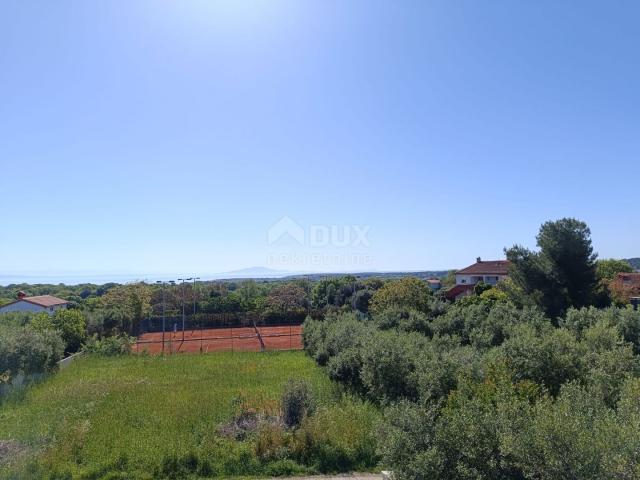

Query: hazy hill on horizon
<box><xmin>1</xmin><ymin>257</ymin><xmax>637</xmax><ymax>287</ymax></box>
<box><xmin>626</xmin><ymin>258</ymin><xmax>640</xmax><ymax>270</ymax></box>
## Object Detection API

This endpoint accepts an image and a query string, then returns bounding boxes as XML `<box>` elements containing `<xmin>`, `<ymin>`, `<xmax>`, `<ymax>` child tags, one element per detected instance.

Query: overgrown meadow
<box><xmin>0</xmin><ymin>352</ymin><xmax>379</xmax><ymax>479</ymax></box>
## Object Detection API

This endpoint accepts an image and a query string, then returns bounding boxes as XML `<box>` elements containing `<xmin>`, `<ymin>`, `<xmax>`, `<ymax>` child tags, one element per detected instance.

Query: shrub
<box><xmin>0</xmin><ymin>311</ymin><xmax>39</xmax><ymax>328</ymax></box>
<box><xmin>0</xmin><ymin>326</ymin><xmax>64</xmax><ymax>386</ymax></box>
<box><xmin>498</xmin><ymin>324</ymin><xmax>582</xmax><ymax>395</ymax></box>
<box><xmin>360</xmin><ymin>331</ymin><xmax>426</xmax><ymax>402</ymax></box>
<box><xmin>254</xmin><ymin>423</ymin><xmax>291</xmax><ymax>462</ymax></box>
<box><xmin>282</xmin><ymin>379</ymin><xmax>315</xmax><ymax>428</ymax></box>
<box><xmin>326</xmin><ymin>346</ymin><xmax>364</xmax><ymax>391</ymax></box>
<box><xmin>377</xmin><ymin>401</ymin><xmax>441</xmax><ymax>480</ymax></box>
<box><xmin>263</xmin><ymin>459</ymin><xmax>308</xmax><ymax>477</ymax></box>
<box><xmin>302</xmin><ymin>316</ymin><xmax>325</xmax><ymax>360</ymax></box>
<box><xmin>373</xmin><ymin>307</ymin><xmax>431</xmax><ymax>335</ymax></box>
<box><xmin>562</xmin><ymin>306</ymin><xmax>606</xmax><ymax>337</ymax></box>
<box><xmin>414</xmin><ymin>341</ymin><xmax>482</xmax><ymax>405</ymax></box>
<box><xmin>220</xmin><ymin>443</ymin><xmax>260</xmax><ymax>476</ymax></box>
<box><xmin>303</xmin><ymin>312</ymin><xmax>372</xmax><ymax>366</ymax></box>
<box><xmin>430</xmin><ymin>302</ymin><xmax>490</xmax><ymax>342</ymax></box>
<box><xmin>580</xmin><ymin>321</ymin><xmax>640</xmax><ymax>407</ymax></box>
<box><xmin>156</xmin><ymin>452</ymin><xmax>204</xmax><ymax>479</ymax></box>
<box><xmin>562</xmin><ymin>306</ymin><xmax>640</xmax><ymax>353</ymax></box>
<box><xmin>502</xmin><ymin>382</ymin><xmax>629</xmax><ymax>480</ymax></box>
<box><xmin>431</xmin><ymin>303</ymin><xmax>549</xmax><ymax>350</ymax></box>
<box><xmin>82</xmin><ymin>334</ymin><xmax>135</xmax><ymax>356</ymax></box>
<box><xmin>294</xmin><ymin>397</ymin><xmax>380</xmax><ymax>473</ymax></box>
<box><xmin>434</xmin><ymin>377</ymin><xmax>527</xmax><ymax>480</ymax></box>
<box><xmin>612</xmin><ymin>378</ymin><xmax>640</xmax><ymax>478</ymax></box>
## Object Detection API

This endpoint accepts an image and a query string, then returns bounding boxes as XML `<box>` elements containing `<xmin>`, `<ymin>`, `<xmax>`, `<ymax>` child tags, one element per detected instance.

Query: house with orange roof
<box><xmin>610</xmin><ymin>272</ymin><xmax>640</xmax><ymax>304</ymax></box>
<box><xmin>0</xmin><ymin>291</ymin><xmax>70</xmax><ymax>315</ymax></box>
<box><xmin>445</xmin><ymin>257</ymin><xmax>511</xmax><ymax>301</ymax></box>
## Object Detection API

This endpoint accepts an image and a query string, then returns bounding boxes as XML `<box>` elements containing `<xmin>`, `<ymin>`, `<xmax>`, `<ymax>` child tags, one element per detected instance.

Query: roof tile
<box><xmin>457</xmin><ymin>260</ymin><xmax>511</xmax><ymax>276</ymax></box>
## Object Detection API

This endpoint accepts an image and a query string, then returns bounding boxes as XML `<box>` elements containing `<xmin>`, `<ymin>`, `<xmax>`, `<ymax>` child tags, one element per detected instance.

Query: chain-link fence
<box><xmin>134</xmin><ymin>313</ymin><xmax>304</xmax><ymax>354</ymax></box>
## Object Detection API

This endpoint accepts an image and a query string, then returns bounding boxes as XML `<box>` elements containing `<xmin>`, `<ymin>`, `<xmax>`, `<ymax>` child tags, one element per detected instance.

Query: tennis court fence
<box><xmin>134</xmin><ymin>314</ymin><xmax>304</xmax><ymax>354</ymax></box>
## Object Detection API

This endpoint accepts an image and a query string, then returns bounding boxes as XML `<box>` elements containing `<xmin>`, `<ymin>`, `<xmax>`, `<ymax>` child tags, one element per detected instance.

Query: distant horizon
<box><xmin>2</xmin><ymin>255</ymin><xmax>638</xmax><ymax>286</ymax></box>
<box><xmin>0</xmin><ymin>265</ymin><xmax>452</xmax><ymax>286</ymax></box>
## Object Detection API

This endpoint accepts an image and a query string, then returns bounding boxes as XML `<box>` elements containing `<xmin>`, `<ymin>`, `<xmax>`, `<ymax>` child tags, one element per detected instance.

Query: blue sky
<box><xmin>1</xmin><ymin>0</ymin><xmax>638</xmax><ymax>280</ymax></box>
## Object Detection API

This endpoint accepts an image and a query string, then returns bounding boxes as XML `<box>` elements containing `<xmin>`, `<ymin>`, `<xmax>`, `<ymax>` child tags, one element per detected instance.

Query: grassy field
<box><xmin>0</xmin><ymin>352</ymin><xmax>378</xmax><ymax>479</ymax></box>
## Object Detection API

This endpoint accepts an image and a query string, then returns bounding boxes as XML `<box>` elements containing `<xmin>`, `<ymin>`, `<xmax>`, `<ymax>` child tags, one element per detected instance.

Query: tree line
<box><xmin>301</xmin><ymin>218</ymin><xmax>640</xmax><ymax>479</ymax></box>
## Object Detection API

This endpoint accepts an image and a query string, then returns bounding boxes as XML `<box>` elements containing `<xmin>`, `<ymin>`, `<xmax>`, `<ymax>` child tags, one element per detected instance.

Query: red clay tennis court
<box><xmin>134</xmin><ymin>325</ymin><xmax>303</xmax><ymax>354</ymax></box>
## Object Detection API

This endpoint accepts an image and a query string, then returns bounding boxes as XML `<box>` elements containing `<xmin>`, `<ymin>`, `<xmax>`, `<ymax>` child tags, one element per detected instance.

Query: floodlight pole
<box><xmin>178</xmin><ymin>279</ymin><xmax>185</xmax><ymax>342</ymax></box>
<box><xmin>193</xmin><ymin>277</ymin><xmax>200</xmax><ymax>315</ymax></box>
<box><xmin>156</xmin><ymin>281</ymin><xmax>166</xmax><ymax>354</ymax></box>
<box><xmin>192</xmin><ymin>277</ymin><xmax>201</xmax><ymax>352</ymax></box>
<box><xmin>178</xmin><ymin>278</ymin><xmax>193</xmax><ymax>343</ymax></box>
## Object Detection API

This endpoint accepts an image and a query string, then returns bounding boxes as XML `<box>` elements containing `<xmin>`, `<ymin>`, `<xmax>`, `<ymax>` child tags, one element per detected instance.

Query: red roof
<box><xmin>457</xmin><ymin>260</ymin><xmax>511</xmax><ymax>276</ymax></box>
<box><xmin>444</xmin><ymin>284</ymin><xmax>474</xmax><ymax>300</ymax></box>
<box><xmin>24</xmin><ymin>295</ymin><xmax>70</xmax><ymax>307</ymax></box>
<box><xmin>618</xmin><ymin>273</ymin><xmax>640</xmax><ymax>284</ymax></box>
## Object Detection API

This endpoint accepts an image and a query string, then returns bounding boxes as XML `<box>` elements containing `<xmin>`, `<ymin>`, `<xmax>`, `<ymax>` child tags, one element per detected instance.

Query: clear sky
<box><xmin>1</xmin><ymin>1</ymin><xmax>639</xmax><ymax>280</ymax></box>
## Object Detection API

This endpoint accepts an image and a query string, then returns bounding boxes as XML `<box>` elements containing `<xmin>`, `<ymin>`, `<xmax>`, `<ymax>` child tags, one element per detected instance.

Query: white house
<box><xmin>0</xmin><ymin>292</ymin><xmax>70</xmax><ymax>315</ymax></box>
<box><xmin>455</xmin><ymin>257</ymin><xmax>511</xmax><ymax>286</ymax></box>
<box><xmin>445</xmin><ymin>257</ymin><xmax>511</xmax><ymax>301</ymax></box>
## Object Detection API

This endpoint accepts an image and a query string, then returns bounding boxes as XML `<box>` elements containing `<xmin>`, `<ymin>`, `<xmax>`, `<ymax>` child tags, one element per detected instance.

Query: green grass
<box><xmin>0</xmin><ymin>351</ymin><xmax>367</xmax><ymax>479</ymax></box>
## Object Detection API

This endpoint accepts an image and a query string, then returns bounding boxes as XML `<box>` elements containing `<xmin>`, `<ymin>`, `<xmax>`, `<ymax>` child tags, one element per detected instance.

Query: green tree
<box><xmin>102</xmin><ymin>283</ymin><xmax>152</xmax><ymax>334</ymax></box>
<box><xmin>311</xmin><ymin>276</ymin><xmax>358</xmax><ymax>309</ymax></box>
<box><xmin>596</xmin><ymin>259</ymin><xmax>633</xmax><ymax>281</ymax></box>
<box><xmin>30</xmin><ymin>312</ymin><xmax>55</xmax><ymax>332</ymax></box>
<box><xmin>369</xmin><ymin>277</ymin><xmax>433</xmax><ymax>315</ymax></box>
<box><xmin>51</xmin><ymin>309</ymin><xmax>87</xmax><ymax>354</ymax></box>
<box><xmin>264</xmin><ymin>284</ymin><xmax>308</xmax><ymax>316</ymax></box>
<box><xmin>506</xmin><ymin>218</ymin><xmax>598</xmax><ymax>319</ymax></box>
<box><xmin>238</xmin><ymin>280</ymin><xmax>260</xmax><ymax>310</ymax></box>
<box><xmin>473</xmin><ymin>281</ymin><xmax>492</xmax><ymax>296</ymax></box>
<box><xmin>441</xmin><ymin>270</ymin><xmax>457</xmax><ymax>289</ymax></box>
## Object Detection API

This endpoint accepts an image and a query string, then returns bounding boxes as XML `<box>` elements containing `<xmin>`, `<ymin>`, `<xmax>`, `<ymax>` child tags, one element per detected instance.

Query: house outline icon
<box><xmin>268</xmin><ymin>216</ymin><xmax>305</xmax><ymax>245</ymax></box>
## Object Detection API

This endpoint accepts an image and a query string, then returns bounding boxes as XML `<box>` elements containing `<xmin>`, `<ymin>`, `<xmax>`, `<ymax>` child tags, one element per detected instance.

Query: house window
<box><xmin>461</xmin><ymin>279</ymin><xmax>466</xmax><ymax>284</ymax></box>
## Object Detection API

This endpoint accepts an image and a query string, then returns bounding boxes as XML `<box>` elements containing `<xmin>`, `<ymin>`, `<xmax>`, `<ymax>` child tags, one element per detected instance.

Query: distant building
<box><xmin>445</xmin><ymin>257</ymin><xmax>511</xmax><ymax>301</ymax></box>
<box><xmin>610</xmin><ymin>272</ymin><xmax>640</xmax><ymax>303</ymax></box>
<box><xmin>426</xmin><ymin>278</ymin><xmax>442</xmax><ymax>291</ymax></box>
<box><xmin>0</xmin><ymin>291</ymin><xmax>70</xmax><ymax>315</ymax></box>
